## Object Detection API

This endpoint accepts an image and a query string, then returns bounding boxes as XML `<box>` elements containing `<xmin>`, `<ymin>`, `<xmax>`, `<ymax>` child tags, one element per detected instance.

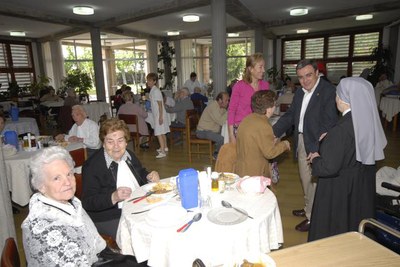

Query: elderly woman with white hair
<box><xmin>308</xmin><ymin>77</ymin><xmax>387</xmax><ymax>241</ymax></box>
<box><xmin>55</xmin><ymin>104</ymin><xmax>101</xmax><ymax>156</ymax></box>
<box><xmin>21</xmin><ymin>146</ymin><xmax>106</xmax><ymax>266</ymax></box>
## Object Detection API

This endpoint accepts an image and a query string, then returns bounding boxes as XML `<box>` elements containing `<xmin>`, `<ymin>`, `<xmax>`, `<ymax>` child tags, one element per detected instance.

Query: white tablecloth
<box><xmin>83</xmin><ymin>102</ymin><xmax>111</xmax><ymax>123</ymax></box>
<box><xmin>3</xmin><ymin>142</ymin><xmax>85</xmax><ymax>206</ymax></box>
<box><xmin>117</xmin><ymin>179</ymin><xmax>283</xmax><ymax>267</ymax></box>
<box><xmin>4</xmin><ymin>117</ymin><xmax>40</xmax><ymax>136</ymax></box>
<box><xmin>379</xmin><ymin>95</ymin><xmax>400</xmax><ymax>122</ymax></box>
<box><xmin>41</xmin><ymin>100</ymin><xmax>64</xmax><ymax>107</ymax></box>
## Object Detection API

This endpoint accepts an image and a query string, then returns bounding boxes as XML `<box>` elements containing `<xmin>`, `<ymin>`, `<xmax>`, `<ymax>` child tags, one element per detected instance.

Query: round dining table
<box><xmin>4</xmin><ymin>117</ymin><xmax>40</xmax><ymax>136</ymax></box>
<box><xmin>116</xmin><ymin>178</ymin><xmax>283</xmax><ymax>267</ymax></box>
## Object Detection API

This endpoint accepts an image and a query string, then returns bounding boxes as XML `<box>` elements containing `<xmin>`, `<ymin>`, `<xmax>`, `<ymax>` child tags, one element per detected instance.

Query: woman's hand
<box><xmin>307</xmin><ymin>152</ymin><xmax>320</xmax><ymax>164</ymax></box>
<box><xmin>147</xmin><ymin>171</ymin><xmax>160</xmax><ymax>182</ymax></box>
<box><xmin>283</xmin><ymin>140</ymin><xmax>291</xmax><ymax>151</ymax></box>
<box><xmin>111</xmin><ymin>186</ymin><xmax>132</xmax><ymax>204</ymax></box>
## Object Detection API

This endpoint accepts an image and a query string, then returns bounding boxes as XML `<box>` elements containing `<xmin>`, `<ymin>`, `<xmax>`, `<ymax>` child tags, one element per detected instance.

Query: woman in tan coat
<box><xmin>236</xmin><ymin>90</ymin><xmax>290</xmax><ymax>177</ymax></box>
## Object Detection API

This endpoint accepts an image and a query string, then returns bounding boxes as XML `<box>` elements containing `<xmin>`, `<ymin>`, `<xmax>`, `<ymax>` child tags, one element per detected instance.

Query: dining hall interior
<box><xmin>1</xmin><ymin>0</ymin><xmax>400</xmax><ymax>266</ymax></box>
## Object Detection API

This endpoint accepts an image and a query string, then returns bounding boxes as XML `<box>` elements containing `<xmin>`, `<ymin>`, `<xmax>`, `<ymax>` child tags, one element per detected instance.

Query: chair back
<box><xmin>69</xmin><ymin>148</ymin><xmax>86</xmax><ymax>168</ymax></box>
<box><xmin>1</xmin><ymin>238</ymin><xmax>20</xmax><ymax>267</ymax></box>
<box><xmin>186</xmin><ymin>112</ymin><xmax>199</xmax><ymax>140</ymax></box>
<box><xmin>215</xmin><ymin>142</ymin><xmax>237</xmax><ymax>173</ymax></box>
<box><xmin>118</xmin><ymin>114</ymin><xmax>140</xmax><ymax>149</ymax></box>
<box><xmin>74</xmin><ymin>173</ymin><xmax>83</xmax><ymax>199</ymax></box>
<box><xmin>191</xmin><ymin>99</ymin><xmax>205</xmax><ymax>115</ymax></box>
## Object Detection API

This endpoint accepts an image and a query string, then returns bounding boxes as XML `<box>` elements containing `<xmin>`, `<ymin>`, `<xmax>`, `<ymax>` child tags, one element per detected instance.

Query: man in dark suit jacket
<box><xmin>273</xmin><ymin>59</ymin><xmax>338</xmax><ymax>232</ymax></box>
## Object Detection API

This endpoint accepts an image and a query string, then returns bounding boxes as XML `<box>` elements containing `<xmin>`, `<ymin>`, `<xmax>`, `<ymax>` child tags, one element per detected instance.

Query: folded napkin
<box><xmin>237</xmin><ymin>176</ymin><xmax>271</xmax><ymax>194</ymax></box>
<box><xmin>116</xmin><ymin>160</ymin><xmax>140</xmax><ymax>208</ymax></box>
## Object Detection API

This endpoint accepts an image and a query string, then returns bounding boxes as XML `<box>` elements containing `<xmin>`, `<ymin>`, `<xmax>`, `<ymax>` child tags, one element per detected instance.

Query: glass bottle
<box><xmin>211</xmin><ymin>172</ymin><xmax>219</xmax><ymax>192</ymax></box>
<box><xmin>30</xmin><ymin>136</ymin><xmax>36</xmax><ymax>148</ymax></box>
<box><xmin>23</xmin><ymin>136</ymin><xmax>29</xmax><ymax>149</ymax></box>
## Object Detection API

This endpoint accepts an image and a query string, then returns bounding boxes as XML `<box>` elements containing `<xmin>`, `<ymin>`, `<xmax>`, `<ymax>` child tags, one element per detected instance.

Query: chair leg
<box><xmin>209</xmin><ymin>143</ymin><xmax>213</xmax><ymax>164</ymax></box>
<box><xmin>188</xmin><ymin>143</ymin><xmax>192</xmax><ymax>163</ymax></box>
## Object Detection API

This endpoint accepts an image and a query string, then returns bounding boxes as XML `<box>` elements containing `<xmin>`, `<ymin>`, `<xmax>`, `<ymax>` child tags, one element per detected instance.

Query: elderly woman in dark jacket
<box><xmin>82</xmin><ymin>118</ymin><xmax>160</xmax><ymax>239</ymax></box>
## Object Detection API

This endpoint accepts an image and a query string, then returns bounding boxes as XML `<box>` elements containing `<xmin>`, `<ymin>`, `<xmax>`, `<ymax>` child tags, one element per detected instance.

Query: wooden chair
<box><xmin>215</xmin><ymin>143</ymin><xmax>237</xmax><ymax>173</ymax></box>
<box><xmin>191</xmin><ymin>99</ymin><xmax>206</xmax><ymax>115</ymax></box>
<box><xmin>1</xmin><ymin>238</ymin><xmax>20</xmax><ymax>267</ymax></box>
<box><xmin>186</xmin><ymin>112</ymin><xmax>214</xmax><ymax>164</ymax></box>
<box><xmin>169</xmin><ymin>109</ymin><xmax>196</xmax><ymax>147</ymax></box>
<box><xmin>118</xmin><ymin>114</ymin><xmax>141</xmax><ymax>150</ymax></box>
<box><xmin>69</xmin><ymin>148</ymin><xmax>87</xmax><ymax>199</ymax></box>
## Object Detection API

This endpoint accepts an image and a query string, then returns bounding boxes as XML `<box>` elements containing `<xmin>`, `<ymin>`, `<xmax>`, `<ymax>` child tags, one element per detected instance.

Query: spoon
<box><xmin>177</xmin><ymin>213</ymin><xmax>202</xmax><ymax>232</ymax></box>
<box><xmin>221</xmin><ymin>200</ymin><xmax>254</xmax><ymax>219</ymax></box>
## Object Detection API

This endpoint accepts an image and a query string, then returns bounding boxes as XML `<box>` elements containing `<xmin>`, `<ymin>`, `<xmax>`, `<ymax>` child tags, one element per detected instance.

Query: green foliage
<box><xmin>28</xmin><ymin>75</ymin><xmax>51</xmax><ymax>97</ymax></box>
<box><xmin>8</xmin><ymin>81</ymin><xmax>20</xmax><ymax>98</ymax></box>
<box><xmin>226</xmin><ymin>43</ymin><xmax>247</xmax><ymax>83</ymax></box>
<box><xmin>369</xmin><ymin>43</ymin><xmax>393</xmax><ymax>86</ymax></box>
<box><xmin>60</xmin><ymin>69</ymin><xmax>93</xmax><ymax>95</ymax></box>
<box><xmin>157</xmin><ymin>40</ymin><xmax>177</xmax><ymax>89</ymax></box>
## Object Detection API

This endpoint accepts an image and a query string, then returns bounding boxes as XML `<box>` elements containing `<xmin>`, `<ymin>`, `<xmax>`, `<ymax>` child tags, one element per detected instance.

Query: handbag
<box><xmin>92</xmin><ymin>247</ymin><xmax>143</xmax><ymax>267</ymax></box>
<box><xmin>270</xmin><ymin>161</ymin><xmax>280</xmax><ymax>184</ymax></box>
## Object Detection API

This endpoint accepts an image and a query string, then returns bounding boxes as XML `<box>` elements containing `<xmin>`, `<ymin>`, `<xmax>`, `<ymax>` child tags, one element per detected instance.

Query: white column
<box><xmin>211</xmin><ymin>0</ymin><xmax>227</xmax><ymax>95</ymax></box>
<box><xmin>147</xmin><ymin>39</ymin><xmax>158</xmax><ymax>74</ymax></box>
<box><xmin>90</xmin><ymin>27</ymin><xmax>106</xmax><ymax>101</ymax></box>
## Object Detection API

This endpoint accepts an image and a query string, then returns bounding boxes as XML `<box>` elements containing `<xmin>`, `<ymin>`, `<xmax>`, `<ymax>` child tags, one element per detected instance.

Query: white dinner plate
<box><xmin>232</xmin><ymin>253</ymin><xmax>276</xmax><ymax>267</ymax></box>
<box><xmin>207</xmin><ymin>207</ymin><xmax>248</xmax><ymax>225</ymax></box>
<box><xmin>145</xmin><ymin>204</ymin><xmax>187</xmax><ymax>227</ymax></box>
<box><xmin>218</xmin><ymin>172</ymin><xmax>240</xmax><ymax>185</ymax></box>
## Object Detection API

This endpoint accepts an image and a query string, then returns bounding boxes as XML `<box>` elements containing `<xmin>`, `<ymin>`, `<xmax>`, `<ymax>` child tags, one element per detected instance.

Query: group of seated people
<box><xmin>22</xmin><ymin>117</ymin><xmax>157</xmax><ymax>266</ymax></box>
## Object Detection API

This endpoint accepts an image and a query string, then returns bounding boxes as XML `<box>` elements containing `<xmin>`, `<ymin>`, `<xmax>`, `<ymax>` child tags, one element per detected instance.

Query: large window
<box><xmin>0</xmin><ymin>40</ymin><xmax>35</xmax><ymax>91</ymax></box>
<box><xmin>282</xmin><ymin>30</ymin><xmax>380</xmax><ymax>84</ymax></box>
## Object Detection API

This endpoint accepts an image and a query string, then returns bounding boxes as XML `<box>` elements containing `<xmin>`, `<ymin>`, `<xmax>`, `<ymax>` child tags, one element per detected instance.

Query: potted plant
<box><xmin>266</xmin><ymin>66</ymin><xmax>281</xmax><ymax>90</ymax></box>
<box><xmin>60</xmin><ymin>69</ymin><xmax>92</xmax><ymax>101</ymax></box>
<box><xmin>157</xmin><ymin>40</ymin><xmax>177</xmax><ymax>90</ymax></box>
<box><xmin>28</xmin><ymin>75</ymin><xmax>52</xmax><ymax>98</ymax></box>
<box><xmin>8</xmin><ymin>81</ymin><xmax>20</xmax><ymax>100</ymax></box>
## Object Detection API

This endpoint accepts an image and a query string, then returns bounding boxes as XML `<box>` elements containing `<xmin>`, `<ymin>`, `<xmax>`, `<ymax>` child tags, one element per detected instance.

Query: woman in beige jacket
<box><xmin>236</xmin><ymin>90</ymin><xmax>290</xmax><ymax>178</ymax></box>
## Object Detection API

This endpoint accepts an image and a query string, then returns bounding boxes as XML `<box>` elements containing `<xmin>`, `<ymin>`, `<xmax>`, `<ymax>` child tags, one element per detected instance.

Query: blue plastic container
<box><xmin>10</xmin><ymin>106</ymin><xmax>19</xmax><ymax>121</ymax></box>
<box><xmin>3</xmin><ymin>130</ymin><xmax>19</xmax><ymax>150</ymax></box>
<box><xmin>177</xmin><ymin>168</ymin><xmax>198</xmax><ymax>209</ymax></box>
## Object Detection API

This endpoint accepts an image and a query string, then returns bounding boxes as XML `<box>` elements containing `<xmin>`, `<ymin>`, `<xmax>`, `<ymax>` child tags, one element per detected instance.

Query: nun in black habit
<box><xmin>307</xmin><ymin>77</ymin><xmax>387</xmax><ymax>241</ymax></box>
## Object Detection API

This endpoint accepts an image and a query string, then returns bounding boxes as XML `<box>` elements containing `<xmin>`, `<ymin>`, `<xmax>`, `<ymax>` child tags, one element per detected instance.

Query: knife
<box><xmin>132</xmin><ymin>191</ymin><xmax>155</xmax><ymax>203</ymax></box>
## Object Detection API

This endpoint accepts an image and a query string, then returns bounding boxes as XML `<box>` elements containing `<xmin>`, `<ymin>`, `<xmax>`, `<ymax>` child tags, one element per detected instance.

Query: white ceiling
<box><xmin>0</xmin><ymin>0</ymin><xmax>399</xmax><ymax>45</ymax></box>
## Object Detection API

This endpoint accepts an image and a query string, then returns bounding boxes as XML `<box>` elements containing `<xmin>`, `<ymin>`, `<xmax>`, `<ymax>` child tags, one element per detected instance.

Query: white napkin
<box><xmin>198</xmin><ymin>171</ymin><xmax>211</xmax><ymax>199</ymax></box>
<box><xmin>116</xmin><ymin>160</ymin><xmax>140</xmax><ymax>208</ymax></box>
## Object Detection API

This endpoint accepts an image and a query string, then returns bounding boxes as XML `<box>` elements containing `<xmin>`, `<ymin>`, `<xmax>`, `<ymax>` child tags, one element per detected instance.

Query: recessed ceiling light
<box><xmin>290</xmin><ymin>8</ymin><xmax>308</xmax><ymax>16</ymax></box>
<box><xmin>356</xmin><ymin>14</ymin><xmax>373</xmax><ymax>21</ymax></box>
<box><xmin>73</xmin><ymin>6</ymin><xmax>94</xmax><ymax>15</ymax></box>
<box><xmin>227</xmin><ymin>33</ymin><xmax>239</xmax><ymax>37</ymax></box>
<box><xmin>167</xmin><ymin>31</ymin><xmax>180</xmax><ymax>36</ymax></box>
<box><xmin>100</xmin><ymin>33</ymin><xmax>108</xmax><ymax>39</ymax></box>
<box><xmin>10</xmin><ymin>31</ymin><xmax>26</xmax><ymax>37</ymax></box>
<box><xmin>297</xmin><ymin>29</ymin><xmax>309</xmax><ymax>34</ymax></box>
<box><xmin>183</xmin><ymin>14</ymin><xmax>200</xmax><ymax>22</ymax></box>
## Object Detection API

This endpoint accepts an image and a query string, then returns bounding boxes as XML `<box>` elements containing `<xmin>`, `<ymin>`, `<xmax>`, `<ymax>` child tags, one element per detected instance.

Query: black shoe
<box><xmin>295</xmin><ymin>219</ymin><xmax>310</xmax><ymax>232</ymax></box>
<box><xmin>292</xmin><ymin>209</ymin><xmax>306</xmax><ymax>217</ymax></box>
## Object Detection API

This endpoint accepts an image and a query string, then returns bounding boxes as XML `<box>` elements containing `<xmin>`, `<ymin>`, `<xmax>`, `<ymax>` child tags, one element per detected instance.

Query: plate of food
<box><xmin>218</xmin><ymin>172</ymin><xmax>240</xmax><ymax>184</ymax></box>
<box><xmin>143</xmin><ymin>182</ymin><xmax>175</xmax><ymax>196</ymax></box>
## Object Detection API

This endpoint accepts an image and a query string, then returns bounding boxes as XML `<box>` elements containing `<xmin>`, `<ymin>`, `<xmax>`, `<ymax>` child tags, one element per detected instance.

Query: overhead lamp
<box><xmin>73</xmin><ymin>6</ymin><xmax>94</xmax><ymax>15</ymax></box>
<box><xmin>100</xmin><ymin>33</ymin><xmax>108</xmax><ymax>39</ymax></box>
<box><xmin>297</xmin><ymin>29</ymin><xmax>309</xmax><ymax>34</ymax></box>
<box><xmin>183</xmin><ymin>14</ymin><xmax>200</xmax><ymax>22</ymax></box>
<box><xmin>167</xmin><ymin>31</ymin><xmax>180</xmax><ymax>36</ymax></box>
<box><xmin>228</xmin><ymin>33</ymin><xmax>239</xmax><ymax>37</ymax></box>
<box><xmin>290</xmin><ymin>8</ymin><xmax>308</xmax><ymax>16</ymax></box>
<box><xmin>356</xmin><ymin>14</ymin><xmax>373</xmax><ymax>21</ymax></box>
<box><xmin>10</xmin><ymin>31</ymin><xmax>26</xmax><ymax>37</ymax></box>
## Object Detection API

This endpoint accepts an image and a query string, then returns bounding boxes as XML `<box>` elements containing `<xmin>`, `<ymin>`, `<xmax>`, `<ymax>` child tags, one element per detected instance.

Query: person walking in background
<box><xmin>273</xmin><ymin>59</ymin><xmax>338</xmax><ymax>232</ymax></box>
<box><xmin>227</xmin><ymin>53</ymin><xmax>269</xmax><ymax>144</ymax></box>
<box><xmin>308</xmin><ymin>77</ymin><xmax>387</xmax><ymax>241</ymax></box>
<box><xmin>147</xmin><ymin>73</ymin><xmax>170</xmax><ymax>158</ymax></box>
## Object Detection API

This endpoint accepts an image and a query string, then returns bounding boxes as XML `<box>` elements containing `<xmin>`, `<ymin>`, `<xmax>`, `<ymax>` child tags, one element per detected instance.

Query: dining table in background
<box><xmin>4</xmin><ymin>117</ymin><xmax>40</xmax><ymax>136</ymax></box>
<box><xmin>82</xmin><ymin>102</ymin><xmax>111</xmax><ymax>123</ymax></box>
<box><xmin>379</xmin><ymin>95</ymin><xmax>400</xmax><ymax>132</ymax></box>
<box><xmin>116</xmin><ymin>178</ymin><xmax>283</xmax><ymax>267</ymax></box>
<box><xmin>40</xmin><ymin>99</ymin><xmax>64</xmax><ymax>108</ymax></box>
<box><xmin>268</xmin><ymin>231</ymin><xmax>399</xmax><ymax>266</ymax></box>
<box><xmin>3</xmin><ymin>142</ymin><xmax>85</xmax><ymax>206</ymax></box>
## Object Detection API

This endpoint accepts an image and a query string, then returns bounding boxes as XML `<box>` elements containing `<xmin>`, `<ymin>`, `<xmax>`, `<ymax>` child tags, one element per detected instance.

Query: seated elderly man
<box><xmin>196</xmin><ymin>92</ymin><xmax>229</xmax><ymax>159</ymax></box>
<box><xmin>166</xmin><ymin>87</ymin><xmax>194</xmax><ymax>128</ymax></box>
<box><xmin>55</xmin><ymin>105</ymin><xmax>101</xmax><ymax>156</ymax></box>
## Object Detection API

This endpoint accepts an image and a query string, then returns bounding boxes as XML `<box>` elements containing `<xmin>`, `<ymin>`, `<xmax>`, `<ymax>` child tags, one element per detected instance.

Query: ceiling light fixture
<box><xmin>228</xmin><ymin>33</ymin><xmax>239</xmax><ymax>37</ymax></box>
<box><xmin>73</xmin><ymin>6</ymin><xmax>94</xmax><ymax>15</ymax></box>
<box><xmin>183</xmin><ymin>14</ymin><xmax>200</xmax><ymax>22</ymax></box>
<box><xmin>356</xmin><ymin>14</ymin><xmax>373</xmax><ymax>21</ymax></box>
<box><xmin>100</xmin><ymin>33</ymin><xmax>108</xmax><ymax>39</ymax></box>
<box><xmin>297</xmin><ymin>29</ymin><xmax>309</xmax><ymax>34</ymax></box>
<box><xmin>290</xmin><ymin>8</ymin><xmax>308</xmax><ymax>16</ymax></box>
<box><xmin>167</xmin><ymin>31</ymin><xmax>180</xmax><ymax>36</ymax></box>
<box><xmin>10</xmin><ymin>31</ymin><xmax>26</xmax><ymax>37</ymax></box>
